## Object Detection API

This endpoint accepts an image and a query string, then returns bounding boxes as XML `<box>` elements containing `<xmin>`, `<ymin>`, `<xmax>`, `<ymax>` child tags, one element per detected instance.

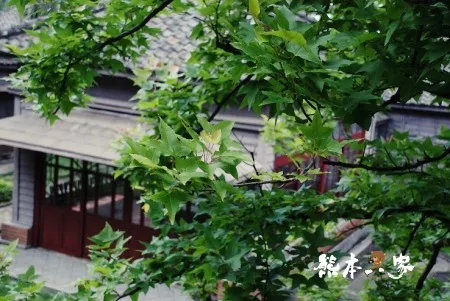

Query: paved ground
<box><xmin>0</xmin><ymin>204</ymin><xmax>11</xmax><ymax>224</ymax></box>
<box><xmin>0</xmin><ymin>246</ymin><xmax>192</xmax><ymax>301</ymax></box>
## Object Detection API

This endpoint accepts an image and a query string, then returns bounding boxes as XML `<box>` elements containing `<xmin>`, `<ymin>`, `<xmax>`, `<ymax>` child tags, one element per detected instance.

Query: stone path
<box><xmin>0</xmin><ymin>246</ymin><xmax>192</xmax><ymax>301</ymax></box>
<box><xmin>0</xmin><ymin>204</ymin><xmax>11</xmax><ymax>225</ymax></box>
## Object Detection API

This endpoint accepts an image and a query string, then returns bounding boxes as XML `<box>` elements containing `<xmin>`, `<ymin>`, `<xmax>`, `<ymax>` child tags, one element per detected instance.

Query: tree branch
<box><xmin>380</xmin><ymin>206</ymin><xmax>450</xmax><ymax>225</ymax></box>
<box><xmin>115</xmin><ymin>286</ymin><xmax>141</xmax><ymax>301</ymax></box>
<box><xmin>383</xmin><ymin>146</ymin><xmax>398</xmax><ymax>167</ymax></box>
<box><xmin>297</xmin><ymin>101</ymin><xmax>312</xmax><ymax>123</ymax></box>
<box><xmin>98</xmin><ymin>0</ymin><xmax>174</xmax><ymax>50</ymax></box>
<box><xmin>323</xmin><ymin>146</ymin><xmax>450</xmax><ymax>172</ymax></box>
<box><xmin>216</xmin><ymin>40</ymin><xmax>242</xmax><ymax>55</ymax></box>
<box><xmin>208</xmin><ymin>75</ymin><xmax>253</xmax><ymax>121</ymax></box>
<box><xmin>233</xmin><ymin>178</ymin><xmax>296</xmax><ymax>187</ymax></box>
<box><xmin>233</xmin><ymin>160</ymin><xmax>315</xmax><ymax>187</ymax></box>
<box><xmin>336</xmin><ymin>220</ymin><xmax>374</xmax><ymax>238</ymax></box>
<box><xmin>415</xmin><ymin>237</ymin><xmax>446</xmax><ymax>295</ymax></box>
<box><xmin>402</xmin><ymin>214</ymin><xmax>427</xmax><ymax>255</ymax></box>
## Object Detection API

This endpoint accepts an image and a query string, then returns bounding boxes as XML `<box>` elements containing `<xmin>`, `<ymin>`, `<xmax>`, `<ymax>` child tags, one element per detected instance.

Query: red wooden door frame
<box><xmin>32</xmin><ymin>152</ymin><xmax>45</xmax><ymax>247</ymax></box>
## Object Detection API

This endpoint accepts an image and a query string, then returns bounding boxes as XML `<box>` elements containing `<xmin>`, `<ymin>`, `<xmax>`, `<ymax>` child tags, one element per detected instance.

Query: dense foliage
<box><xmin>0</xmin><ymin>177</ymin><xmax>13</xmax><ymax>203</ymax></box>
<box><xmin>1</xmin><ymin>0</ymin><xmax>450</xmax><ymax>300</ymax></box>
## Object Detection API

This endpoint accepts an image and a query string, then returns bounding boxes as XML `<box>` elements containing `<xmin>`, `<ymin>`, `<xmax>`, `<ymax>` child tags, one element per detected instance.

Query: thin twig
<box><xmin>98</xmin><ymin>0</ymin><xmax>174</xmax><ymax>50</ymax></box>
<box><xmin>337</xmin><ymin>221</ymin><xmax>373</xmax><ymax>238</ymax></box>
<box><xmin>208</xmin><ymin>75</ymin><xmax>253</xmax><ymax>121</ymax></box>
<box><xmin>115</xmin><ymin>286</ymin><xmax>141</xmax><ymax>301</ymax></box>
<box><xmin>402</xmin><ymin>214</ymin><xmax>427</xmax><ymax>255</ymax></box>
<box><xmin>304</xmin><ymin>98</ymin><xmax>317</xmax><ymax>110</ymax></box>
<box><xmin>383</xmin><ymin>146</ymin><xmax>398</xmax><ymax>167</ymax></box>
<box><xmin>323</xmin><ymin>147</ymin><xmax>450</xmax><ymax>172</ymax></box>
<box><xmin>298</xmin><ymin>101</ymin><xmax>312</xmax><ymax>122</ymax></box>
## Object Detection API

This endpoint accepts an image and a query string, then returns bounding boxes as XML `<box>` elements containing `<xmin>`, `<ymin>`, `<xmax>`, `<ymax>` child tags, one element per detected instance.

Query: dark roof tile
<box><xmin>0</xmin><ymin>7</ymin><xmax>197</xmax><ymax>68</ymax></box>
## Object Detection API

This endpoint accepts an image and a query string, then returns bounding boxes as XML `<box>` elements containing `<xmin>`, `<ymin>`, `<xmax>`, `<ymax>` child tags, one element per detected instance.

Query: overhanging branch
<box><xmin>208</xmin><ymin>74</ymin><xmax>253</xmax><ymax>121</ymax></box>
<box><xmin>323</xmin><ymin>147</ymin><xmax>450</xmax><ymax>172</ymax></box>
<box><xmin>98</xmin><ymin>0</ymin><xmax>174</xmax><ymax>50</ymax></box>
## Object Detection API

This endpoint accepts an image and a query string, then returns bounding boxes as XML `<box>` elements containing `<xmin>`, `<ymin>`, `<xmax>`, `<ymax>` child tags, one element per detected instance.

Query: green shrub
<box><xmin>0</xmin><ymin>178</ymin><xmax>12</xmax><ymax>203</ymax></box>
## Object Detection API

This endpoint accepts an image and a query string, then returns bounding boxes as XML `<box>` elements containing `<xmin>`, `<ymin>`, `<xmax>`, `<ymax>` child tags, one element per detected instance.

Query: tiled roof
<box><xmin>0</xmin><ymin>7</ymin><xmax>22</xmax><ymax>35</ymax></box>
<box><xmin>0</xmin><ymin>7</ymin><xmax>197</xmax><ymax>68</ymax></box>
<box><xmin>382</xmin><ymin>88</ymin><xmax>449</xmax><ymax>108</ymax></box>
<box><xmin>0</xmin><ymin>108</ymin><xmax>139</xmax><ymax>165</ymax></box>
<box><xmin>0</xmin><ymin>106</ymin><xmax>261</xmax><ymax>179</ymax></box>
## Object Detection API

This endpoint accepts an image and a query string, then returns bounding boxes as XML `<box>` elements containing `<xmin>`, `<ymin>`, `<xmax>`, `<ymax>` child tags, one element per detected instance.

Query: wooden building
<box><xmin>0</xmin><ymin>7</ymin><xmax>272</xmax><ymax>258</ymax></box>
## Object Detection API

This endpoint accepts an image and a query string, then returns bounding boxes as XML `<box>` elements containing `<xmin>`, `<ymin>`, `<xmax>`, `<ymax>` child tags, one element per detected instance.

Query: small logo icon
<box><xmin>369</xmin><ymin>250</ymin><xmax>386</xmax><ymax>268</ymax></box>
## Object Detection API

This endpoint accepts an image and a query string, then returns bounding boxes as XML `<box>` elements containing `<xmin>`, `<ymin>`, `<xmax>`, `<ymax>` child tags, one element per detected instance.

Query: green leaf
<box><xmin>150</xmin><ymin>189</ymin><xmax>189</xmax><ymax>224</ymax></box>
<box><xmin>4</xmin><ymin>44</ymin><xmax>27</xmax><ymax>56</ymax></box>
<box><xmin>130</xmin><ymin>292</ymin><xmax>140</xmax><ymax>301</ymax></box>
<box><xmin>220</xmin><ymin>150</ymin><xmax>251</xmax><ymax>162</ymax></box>
<box><xmin>212</xmin><ymin>120</ymin><xmax>234</xmax><ymax>139</ymax></box>
<box><xmin>193</xmin><ymin>263</ymin><xmax>214</xmax><ymax>280</ymax></box>
<box><xmin>94</xmin><ymin>266</ymin><xmax>111</xmax><ymax>275</ymax></box>
<box><xmin>291</xmin><ymin>274</ymin><xmax>308</xmax><ymax>289</ymax></box>
<box><xmin>90</xmin><ymin>223</ymin><xmax>123</xmax><ymax>247</ymax></box>
<box><xmin>275</xmin><ymin>6</ymin><xmax>298</xmax><ymax>30</ymax></box>
<box><xmin>212</xmin><ymin>180</ymin><xmax>232</xmax><ymax>200</ymax></box>
<box><xmin>204</xmin><ymin>228</ymin><xmax>220</xmax><ymax>249</ymax></box>
<box><xmin>225</xmin><ymin>249</ymin><xmax>249</xmax><ymax>271</ymax></box>
<box><xmin>249</xmin><ymin>0</ymin><xmax>260</xmax><ymax>20</ymax></box>
<box><xmin>197</xmin><ymin>116</ymin><xmax>213</xmax><ymax>132</ymax></box>
<box><xmin>108</xmin><ymin>59</ymin><xmax>125</xmax><ymax>73</ymax></box>
<box><xmin>239</xmin><ymin>81</ymin><xmax>263</xmax><ymax>109</ymax></box>
<box><xmin>159</xmin><ymin>118</ymin><xmax>180</xmax><ymax>155</ymax></box>
<box><xmin>201</xmin><ymin>129</ymin><xmax>222</xmax><ymax>144</ymax></box>
<box><xmin>125</xmin><ymin>137</ymin><xmax>160</xmax><ymax>164</ymax></box>
<box><xmin>175</xmin><ymin>157</ymin><xmax>200</xmax><ymax>172</ymax></box>
<box><xmin>307</xmin><ymin>273</ymin><xmax>328</xmax><ymax>289</ymax></box>
<box><xmin>385</xmin><ymin>20</ymin><xmax>399</xmax><ymax>46</ymax></box>
<box><xmin>130</xmin><ymin>154</ymin><xmax>173</xmax><ymax>175</ymax></box>
<box><xmin>178</xmin><ymin>171</ymin><xmax>207</xmax><ymax>185</ymax></box>
<box><xmin>287</xmin><ymin>43</ymin><xmax>321</xmax><ymax>64</ymax></box>
<box><xmin>300</xmin><ymin>111</ymin><xmax>340</xmax><ymax>156</ymax></box>
<box><xmin>262</xmin><ymin>29</ymin><xmax>306</xmax><ymax>46</ymax></box>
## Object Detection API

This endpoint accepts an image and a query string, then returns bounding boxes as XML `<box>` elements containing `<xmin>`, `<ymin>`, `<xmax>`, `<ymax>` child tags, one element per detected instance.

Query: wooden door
<box><xmin>38</xmin><ymin>156</ymin><xmax>85</xmax><ymax>257</ymax></box>
<box><xmin>36</xmin><ymin>154</ymin><xmax>159</xmax><ymax>259</ymax></box>
<box><xmin>40</xmin><ymin>203</ymin><xmax>83</xmax><ymax>257</ymax></box>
